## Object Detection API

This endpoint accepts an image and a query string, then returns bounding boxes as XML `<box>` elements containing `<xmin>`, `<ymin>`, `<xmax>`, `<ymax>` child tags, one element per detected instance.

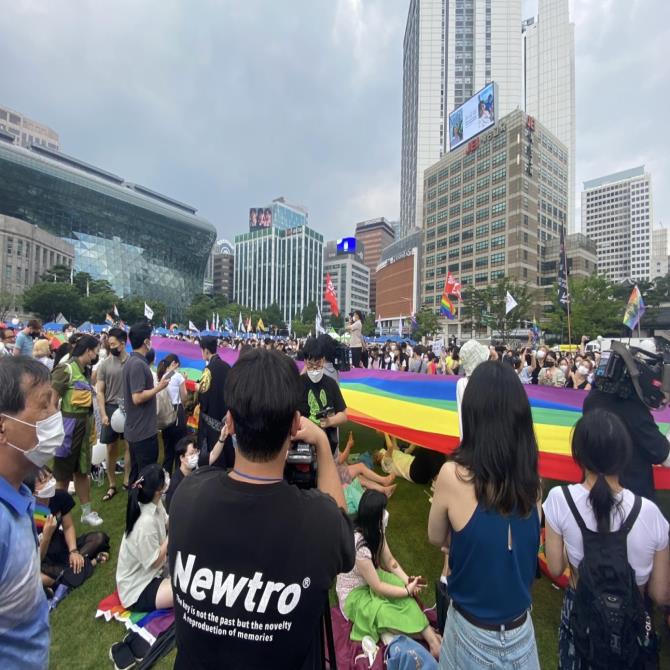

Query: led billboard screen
<box><xmin>249</xmin><ymin>207</ymin><xmax>272</xmax><ymax>230</ymax></box>
<box><xmin>448</xmin><ymin>82</ymin><xmax>496</xmax><ymax>151</ymax></box>
<box><xmin>337</xmin><ymin>237</ymin><xmax>357</xmax><ymax>254</ymax></box>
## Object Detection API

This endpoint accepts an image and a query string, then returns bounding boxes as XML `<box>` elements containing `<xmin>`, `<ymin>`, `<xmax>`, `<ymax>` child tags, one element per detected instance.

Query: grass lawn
<box><xmin>49</xmin><ymin>423</ymin><xmax>670</xmax><ymax>669</ymax></box>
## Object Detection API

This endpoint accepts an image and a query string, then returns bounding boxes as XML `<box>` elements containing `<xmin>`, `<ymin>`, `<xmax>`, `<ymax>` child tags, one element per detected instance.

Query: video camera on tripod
<box><xmin>594</xmin><ymin>340</ymin><xmax>670</xmax><ymax>410</ymax></box>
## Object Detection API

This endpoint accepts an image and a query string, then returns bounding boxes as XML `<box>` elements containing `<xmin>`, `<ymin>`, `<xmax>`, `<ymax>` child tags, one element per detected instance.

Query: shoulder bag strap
<box><xmin>619</xmin><ymin>495</ymin><xmax>642</xmax><ymax>535</ymax></box>
<box><xmin>561</xmin><ymin>485</ymin><xmax>588</xmax><ymax>532</ymax></box>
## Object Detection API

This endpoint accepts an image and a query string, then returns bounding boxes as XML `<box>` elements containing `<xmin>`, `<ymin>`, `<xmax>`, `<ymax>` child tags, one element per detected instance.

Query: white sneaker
<box><xmin>81</xmin><ymin>510</ymin><xmax>104</xmax><ymax>527</ymax></box>
<box><xmin>68</xmin><ymin>481</ymin><xmax>76</xmax><ymax>495</ymax></box>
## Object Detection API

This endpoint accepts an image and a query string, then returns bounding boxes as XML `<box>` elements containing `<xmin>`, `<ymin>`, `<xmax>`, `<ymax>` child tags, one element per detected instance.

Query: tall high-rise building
<box><xmin>582</xmin><ymin>166</ymin><xmax>653</xmax><ymax>283</ymax></box>
<box><xmin>0</xmin><ymin>105</ymin><xmax>60</xmax><ymax>150</ymax></box>
<box><xmin>354</xmin><ymin>217</ymin><xmax>395</xmax><ymax>315</ymax></box>
<box><xmin>523</xmin><ymin>0</ymin><xmax>575</xmax><ymax>231</ymax></box>
<box><xmin>400</xmin><ymin>0</ymin><xmax>523</xmax><ymax>235</ymax></box>
<box><xmin>651</xmin><ymin>225</ymin><xmax>669</xmax><ymax>279</ymax></box>
<box><xmin>212</xmin><ymin>239</ymin><xmax>235</xmax><ymax>301</ymax></box>
<box><xmin>322</xmin><ymin>241</ymin><xmax>370</xmax><ymax>321</ymax></box>
<box><xmin>421</xmin><ymin>110</ymin><xmax>568</xmax><ymax>338</ymax></box>
<box><xmin>234</xmin><ymin>198</ymin><xmax>323</xmax><ymax>322</ymax></box>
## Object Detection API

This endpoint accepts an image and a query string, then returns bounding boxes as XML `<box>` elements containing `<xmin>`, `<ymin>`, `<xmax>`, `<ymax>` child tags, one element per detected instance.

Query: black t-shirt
<box><xmin>299</xmin><ymin>375</ymin><xmax>346</xmax><ymax>453</ymax></box>
<box><xmin>198</xmin><ymin>354</ymin><xmax>231</xmax><ymax>422</ymax></box>
<box><xmin>168</xmin><ymin>468</ymin><xmax>355</xmax><ymax>670</ymax></box>
<box><xmin>45</xmin><ymin>490</ymin><xmax>76</xmax><ymax>564</ymax></box>
<box><xmin>583</xmin><ymin>389</ymin><xmax>670</xmax><ymax>500</ymax></box>
<box><xmin>165</xmin><ymin>466</ymin><xmax>186</xmax><ymax>513</ymax></box>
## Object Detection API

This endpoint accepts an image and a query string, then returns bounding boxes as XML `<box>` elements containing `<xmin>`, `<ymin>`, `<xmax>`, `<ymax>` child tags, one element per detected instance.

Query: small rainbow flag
<box><xmin>623</xmin><ymin>285</ymin><xmax>645</xmax><ymax>331</ymax></box>
<box><xmin>33</xmin><ymin>502</ymin><xmax>50</xmax><ymax>534</ymax></box>
<box><xmin>440</xmin><ymin>281</ymin><xmax>456</xmax><ymax>320</ymax></box>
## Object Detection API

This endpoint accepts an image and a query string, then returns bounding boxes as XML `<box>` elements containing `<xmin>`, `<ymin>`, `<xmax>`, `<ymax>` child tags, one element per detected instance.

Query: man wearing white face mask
<box><xmin>299</xmin><ymin>337</ymin><xmax>348</xmax><ymax>454</ymax></box>
<box><xmin>165</xmin><ymin>435</ymin><xmax>200</xmax><ymax>513</ymax></box>
<box><xmin>0</xmin><ymin>356</ymin><xmax>64</xmax><ymax>670</ymax></box>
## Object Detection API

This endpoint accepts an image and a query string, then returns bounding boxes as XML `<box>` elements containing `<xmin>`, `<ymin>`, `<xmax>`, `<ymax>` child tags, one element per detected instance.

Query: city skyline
<box><xmin>1</xmin><ymin>0</ymin><xmax>667</xmax><ymax>243</ymax></box>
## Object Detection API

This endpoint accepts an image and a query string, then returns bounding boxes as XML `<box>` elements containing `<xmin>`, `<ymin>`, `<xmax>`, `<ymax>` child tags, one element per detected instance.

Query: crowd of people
<box><xmin>0</xmin><ymin>316</ymin><xmax>670</xmax><ymax>669</ymax></box>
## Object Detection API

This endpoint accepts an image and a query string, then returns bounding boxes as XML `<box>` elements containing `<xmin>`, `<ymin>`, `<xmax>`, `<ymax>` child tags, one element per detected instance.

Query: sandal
<box><xmin>102</xmin><ymin>486</ymin><xmax>117</xmax><ymax>502</ymax></box>
<box><xmin>95</xmin><ymin>552</ymin><xmax>109</xmax><ymax>564</ymax></box>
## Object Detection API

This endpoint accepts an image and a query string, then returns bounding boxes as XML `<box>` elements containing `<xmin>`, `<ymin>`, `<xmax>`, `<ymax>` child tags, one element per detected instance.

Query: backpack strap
<box><xmin>561</xmin><ymin>485</ymin><xmax>588</xmax><ymax>532</ymax></box>
<box><xmin>619</xmin><ymin>494</ymin><xmax>642</xmax><ymax>536</ymax></box>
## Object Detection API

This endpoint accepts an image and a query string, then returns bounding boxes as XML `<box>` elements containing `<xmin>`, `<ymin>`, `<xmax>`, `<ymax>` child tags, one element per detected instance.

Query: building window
<box><xmin>491</xmin><ymin>235</ymin><xmax>505</xmax><ymax>249</ymax></box>
<box><xmin>475</xmin><ymin>240</ymin><xmax>489</xmax><ymax>253</ymax></box>
<box><xmin>490</xmin><ymin>252</ymin><xmax>505</xmax><ymax>266</ymax></box>
<box><xmin>476</xmin><ymin>193</ymin><xmax>490</xmax><ymax>207</ymax></box>
<box><xmin>462</xmin><ymin>245</ymin><xmax>473</xmax><ymax>256</ymax></box>
<box><xmin>476</xmin><ymin>208</ymin><xmax>489</xmax><ymax>222</ymax></box>
<box><xmin>491</xmin><ymin>202</ymin><xmax>506</xmax><ymax>215</ymax></box>
<box><xmin>6</xmin><ymin>237</ymin><xmax>12</xmax><ymax>255</ymax></box>
<box><xmin>490</xmin><ymin>270</ymin><xmax>505</xmax><ymax>280</ymax></box>
<box><xmin>476</xmin><ymin>224</ymin><xmax>489</xmax><ymax>237</ymax></box>
<box><xmin>475</xmin><ymin>272</ymin><xmax>488</xmax><ymax>284</ymax></box>
<box><xmin>491</xmin><ymin>219</ymin><xmax>505</xmax><ymax>232</ymax></box>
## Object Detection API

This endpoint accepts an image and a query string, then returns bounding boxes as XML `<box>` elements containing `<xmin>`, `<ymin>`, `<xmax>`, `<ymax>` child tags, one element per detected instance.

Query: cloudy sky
<box><xmin>1</xmin><ymin>0</ymin><xmax>667</xmax><ymax>242</ymax></box>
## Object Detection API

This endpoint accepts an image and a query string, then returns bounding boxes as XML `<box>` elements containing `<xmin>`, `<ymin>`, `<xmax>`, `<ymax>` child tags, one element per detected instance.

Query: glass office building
<box><xmin>0</xmin><ymin>135</ymin><xmax>216</xmax><ymax>315</ymax></box>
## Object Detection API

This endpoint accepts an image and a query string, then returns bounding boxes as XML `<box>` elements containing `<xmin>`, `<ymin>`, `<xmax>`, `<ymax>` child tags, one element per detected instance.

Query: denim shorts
<box><xmin>439</xmin><ymin>602</ymin><xmax>540</xmax><ymax>670</ymax></box>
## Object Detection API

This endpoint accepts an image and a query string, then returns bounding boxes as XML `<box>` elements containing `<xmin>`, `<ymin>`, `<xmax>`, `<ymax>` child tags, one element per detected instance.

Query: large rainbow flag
<box><xmin>147</xmin><ymin>337</ymin><xmax>670</xmax><ymax>489</ymax></box>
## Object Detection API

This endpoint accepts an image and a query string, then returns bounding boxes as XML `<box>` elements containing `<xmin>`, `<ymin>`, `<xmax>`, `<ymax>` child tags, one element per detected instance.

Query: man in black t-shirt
<box><xmin>196</xmin><ymin>336</ymin><xmax>232</xmax><ymax>467</ymax></box>
<box><xmin>583</xmin><ymin>388</ymin><xmax>670</xmax><ymax>501</ymax></box>
<box><xmin>168</xmin><ymin>349</ymin><xmax>354</xmax><ymax>670</ymax></box>
<box><xmin>299</xmin><ymin>337</ymin><xmax>347</xmax><ymax>454</ymax></box>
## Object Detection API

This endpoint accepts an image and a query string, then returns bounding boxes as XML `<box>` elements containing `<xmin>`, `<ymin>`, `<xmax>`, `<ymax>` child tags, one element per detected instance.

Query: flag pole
<box><xmin>561</xmin><ymin>226</ymin><xmax>573</xmax><ymax>349</ymax></box>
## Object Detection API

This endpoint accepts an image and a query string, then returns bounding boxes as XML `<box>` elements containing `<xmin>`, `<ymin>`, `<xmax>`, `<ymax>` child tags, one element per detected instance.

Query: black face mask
<box><xmin>545</xmin><ymin>360</ymin><xmax>556</xmax><ymax>368</ymax></box>
<box><xmin>30</xmin><ymin>332</ymin><xmax>40</xmax><ymax>339</ymax></box>
<box><xmin>110</xmin><ymin>348</ymin><xmax>121</xmax><ymax>357</ymax></box>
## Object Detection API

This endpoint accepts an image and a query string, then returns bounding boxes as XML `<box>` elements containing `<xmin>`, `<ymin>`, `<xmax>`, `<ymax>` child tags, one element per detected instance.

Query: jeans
<box><xmin>128</xmin><ymin>434</ymin><xmax>159</xmax><ymax>483</ymax></box>
<box><xmin>439</xmin><ymin>603</ymin><xmax>540</xmax><ymax>670</ymax></box>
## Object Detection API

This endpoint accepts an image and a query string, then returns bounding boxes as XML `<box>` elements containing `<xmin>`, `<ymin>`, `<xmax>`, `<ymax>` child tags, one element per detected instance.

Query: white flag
<box><xmin>188</xmin><ymin>320</ymin><xmax>198</xmax><ymax>332</ymax></box>
<box><xmin>206</xmin><ymin>320</ymin><xmax>210</xmax><ymax>331</ymax></box>
<box><xmin>113</xmin><ymin>304</ymin><xmax>119</xmax><ymax>318</ymax></box>
<box><xmin>505</xmin><ymin>291</ymin><xmax>518</xmax><ymax>314</ymax></box>
<box><xmin>144</xmin><ymin>303</ymin><xmax>154</xmax><ymax>320</ymax></box>
<box><xmin>237</xmin><ymin>312</ymin><xmax>243</xmax><ymax>332</ymax></box>
<box><xmin>398</xmin><ymin>316</ymin><xmax>403</xmax><ymax>336</ymax></box>
<box><xmin>315</xmin><ymin>306</ymin><xmax>326</xmax><ymax>335</ymax></box>
<box><xmin>376</xmin><ymin>315</ymin><xmax>382</xmax><ymax>334</ymax></box>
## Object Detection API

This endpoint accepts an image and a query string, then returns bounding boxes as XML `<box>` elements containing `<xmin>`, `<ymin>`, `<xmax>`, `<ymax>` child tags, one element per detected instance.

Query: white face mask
<box><xmin>537</xmin><ymin>350</ymin><xmax>546</xmax><ymax>360</ymax></box>
<box><xmin>577</xmin><ymin>365</ymin><xmax>590</xmax><ymax>376</ymax></box>
<box><xmin>2</xmin><ymin>411</ymin><xmax>65</xmax><ymax>468</ymax></box>
<box><xmin>186</xmin><ymin>453</ymin><xmax>199</xmax><ymax>470</ymax></box>
<box><xmin>382</xmin><ymin>509</ymin><xmax>389</xmax><ymax>530</ymax></box>
<box><xmin>38</xmin><ymin>477</ymin><xmax>57</xmax><ymax>499</ymax></box>
<box><xmin>307</xmin><ymin>369</ymin><xmax>323</xmax><ymax>384</ymax></box>
<box><xmin>560</xmin><ymin>365</ymin><xmax>569</xmax><ymax>374</ymax></box>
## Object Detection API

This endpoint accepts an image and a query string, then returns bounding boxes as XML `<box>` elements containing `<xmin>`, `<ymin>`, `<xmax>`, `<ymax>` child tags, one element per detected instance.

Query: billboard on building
<box><xmin>448</xmin><ymin>82</ymin><xmax>496</xmax><ymax>151</ymax></box>
<box><xmin>337</xmin><ymin>237</ymin><xmax>357</xmax><ymax>255</ymax></box>
<box><xmin>249</xmin><ymin>207</ymin><xmax>272</xmax><ymax>230</ymax></box>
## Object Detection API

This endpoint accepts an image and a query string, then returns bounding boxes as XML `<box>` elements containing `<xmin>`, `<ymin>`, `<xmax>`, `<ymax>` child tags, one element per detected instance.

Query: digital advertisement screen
<box><xmin>249</xmin><ymin>207</ymin><xmax>272</xmax><ymax>230</ymax></box>
<box><xmin>448</xmin><ymin>82</ymin><xmax>496</xmax><ymax>151</ymax></box>
<box><xmin>337</xmin><ymin>237</ymin><xmax>357</xmax><ymax>254</ymax></box>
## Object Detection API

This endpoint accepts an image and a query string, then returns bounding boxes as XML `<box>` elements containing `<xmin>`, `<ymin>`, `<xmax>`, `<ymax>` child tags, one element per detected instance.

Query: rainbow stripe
<box><xmin>34</xmin><ymin>502</ymin><xmax>50</xmax><ymax>534</ymax></box>
<box><xmin>440</xmin><ymin>295</ymin><xmax>455</xmax><ymax>319</ymax></box>
<box><xmin>145</xmin><ymin>338</ymin><xmax>670</xmax><ymax>489</ymax></box>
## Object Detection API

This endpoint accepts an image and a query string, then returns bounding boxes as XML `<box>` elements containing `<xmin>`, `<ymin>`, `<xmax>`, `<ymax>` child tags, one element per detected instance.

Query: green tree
<box><xmin>414</xmin><ymin>305</ymin><xmax>441</xmax><ymax>340</ymax></box>
<box><xmin>22</xmin><ymin>283</ymin><xmax>83</xmax><ymax>322</ymax></box>
<box><xmin>543</xmin><ymin>273</ymin><xmax>623</xmax><ymax>342</ymax></box>
<box><xmin>362</xmin><ymin>313</ymin><xmax>377</xmax><ymax>338</ymax></box>
<box><xmin>292</xmin><ymin>322</ymin><xmax>311</xmax><ymax>338</ymax></box>
<box><xmin>301</xmin><ymin>301</ymin><xmax>318</xmax><ymax>325</ymax></box>
<box><xmin>0</xmin><ymin>290</ymin><xmax>18</xmax><ymax>323</ymax></box>
<box><xmin>40</xmin><ymin>264</ymin><xmax>72</xmax><ymax>283</ymax></box>
<box><xmin>329</xmin><ymin>314</ymin><xmax>344</xmax><ymax>330</ymax></box>
<box><xmin>261</xmin><ymin>303</ymin><xmax>284</xmax><ymax>330</ymax></box>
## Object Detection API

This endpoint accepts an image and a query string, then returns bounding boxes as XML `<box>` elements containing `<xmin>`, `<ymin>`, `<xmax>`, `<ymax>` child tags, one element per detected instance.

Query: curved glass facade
<box><xmin>0</xmin><ymin>141</ymin><xmax>216</xmax><ymax>316</ymax></box>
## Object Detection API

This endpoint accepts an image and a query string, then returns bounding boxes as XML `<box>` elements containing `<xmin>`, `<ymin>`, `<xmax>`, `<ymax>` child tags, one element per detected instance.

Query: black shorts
<box><xmin>129</xmin><ymin>577</ymin><xmax>162</xmax><ymax>612</ymax></box>
<box><xmin>100</xmin><ymin>403</ymin><xmax>123</xmax><ymax>444</ymax></box>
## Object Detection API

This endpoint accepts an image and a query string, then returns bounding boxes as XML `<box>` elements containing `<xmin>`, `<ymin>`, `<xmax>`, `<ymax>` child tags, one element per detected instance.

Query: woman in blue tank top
<box><xmin>428</xmin><ymin>361</ymin><xmax>541</xmax><ymax>669</ymax></box>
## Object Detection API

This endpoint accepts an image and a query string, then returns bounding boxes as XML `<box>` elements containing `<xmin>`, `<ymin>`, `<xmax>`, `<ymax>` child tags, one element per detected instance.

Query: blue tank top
<box><xmin>448</xmin><ymin>503</ymin><xmax>540</xmax><ymax>624</ymax></box>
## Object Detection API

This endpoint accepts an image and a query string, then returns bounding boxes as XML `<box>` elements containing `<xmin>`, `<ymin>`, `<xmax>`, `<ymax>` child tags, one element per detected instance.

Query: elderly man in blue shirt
<box><xmin>0</xmin><ymin>356</ymin><xmax>64</xmax><ymax>669</ymax></box>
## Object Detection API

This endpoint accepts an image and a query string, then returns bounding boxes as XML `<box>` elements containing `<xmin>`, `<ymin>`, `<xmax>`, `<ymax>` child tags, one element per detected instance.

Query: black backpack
<box><xmin>562</xmin><ymin>486</ymin><xmax>648</xmax><ymax>669</ymax></box>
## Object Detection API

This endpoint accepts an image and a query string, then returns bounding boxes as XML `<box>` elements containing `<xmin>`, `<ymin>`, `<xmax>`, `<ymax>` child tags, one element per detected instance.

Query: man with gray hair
<box><xmin>0</xmin><ymin>356</ymin><xmax>65</xmax><ymax>669</ymax></box>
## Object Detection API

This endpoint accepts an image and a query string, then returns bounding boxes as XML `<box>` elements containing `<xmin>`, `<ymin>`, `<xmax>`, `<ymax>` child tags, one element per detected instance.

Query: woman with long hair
<box><xmin>544</xmin><ymin>410</ymin><xmax>669</xmax><ymax>668</ymax></box>
<box><xmin>428</xmin><ymin>361</ymin><xmax>542</xmax><ymax>669</ymax></box>
<box><xmin>156</xmin><ymin>354</ymin><xmax>188</xmax><ymax>473</ymax></box>
<box><xmin>116</xmin><ymin>464</ymin><xmax>172</xmax><ymax>611</ymax></box>
<box><xmin>336</xmin><ymin>490</ymin><xmax>442</xmax><ymax>657</ymax></box>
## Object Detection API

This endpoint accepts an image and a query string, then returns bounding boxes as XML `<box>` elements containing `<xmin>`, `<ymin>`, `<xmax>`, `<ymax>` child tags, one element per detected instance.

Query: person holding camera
<box><xmin>345</xmin><ymin>310</ymin><xmax>364</xmax><ymax>368</ymax></box>
<box><xmin>168</xmin><ymin>349</ymin><xmax>354</xmax><ymax>670</ymax></box>
<box><xmin>300</xmin><ymin>337</ymin><xmax>348</xmax><ymax>455</ymax></box>
<box><xmin>583</xmin><ymin>343</ymin><xmax>670</xmax><ymax>502</ymax></box>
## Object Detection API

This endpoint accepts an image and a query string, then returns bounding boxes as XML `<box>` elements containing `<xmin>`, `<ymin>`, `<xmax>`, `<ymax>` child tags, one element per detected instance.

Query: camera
<box><xmin>594</xmin><ymin>340</ymin><xmax>670</xmax><ymax>410</ymax></box>
<box><xmin>315</xmin><ymin>407</ymin><xmax>334</xmax><ymax>421</ymax></box>
<box><xmin>284</xmin><ymin>442</ymin><xmax>317</xmax><ymax>489</ymax></box>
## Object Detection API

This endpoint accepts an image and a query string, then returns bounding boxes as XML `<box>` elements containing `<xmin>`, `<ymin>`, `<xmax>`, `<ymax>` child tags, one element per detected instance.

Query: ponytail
<box><xmin>571</xmin><ymin>409</ymin><xmax>631</xmax><ymax>532</ymax></box>
<box><xmin>589</xmin><ymin>473</ymin><xmax>617</xmax><ymax>532</ymax></box>
<box><xmin>125</xmin><ymin>464</ymin><xmax>165</xmax><ymax>536</ymax></box>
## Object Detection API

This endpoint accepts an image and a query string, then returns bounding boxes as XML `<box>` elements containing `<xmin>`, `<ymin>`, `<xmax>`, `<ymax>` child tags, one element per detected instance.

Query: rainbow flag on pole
<box><xmin>440</xmin><ymin>279</ymin><xmax>456</xmax><ymax>320</ymax></box>
<box><xmin>623</xmin><ymin>285</ymin><xmax>645</xmax><ymax>330</ymax></box>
